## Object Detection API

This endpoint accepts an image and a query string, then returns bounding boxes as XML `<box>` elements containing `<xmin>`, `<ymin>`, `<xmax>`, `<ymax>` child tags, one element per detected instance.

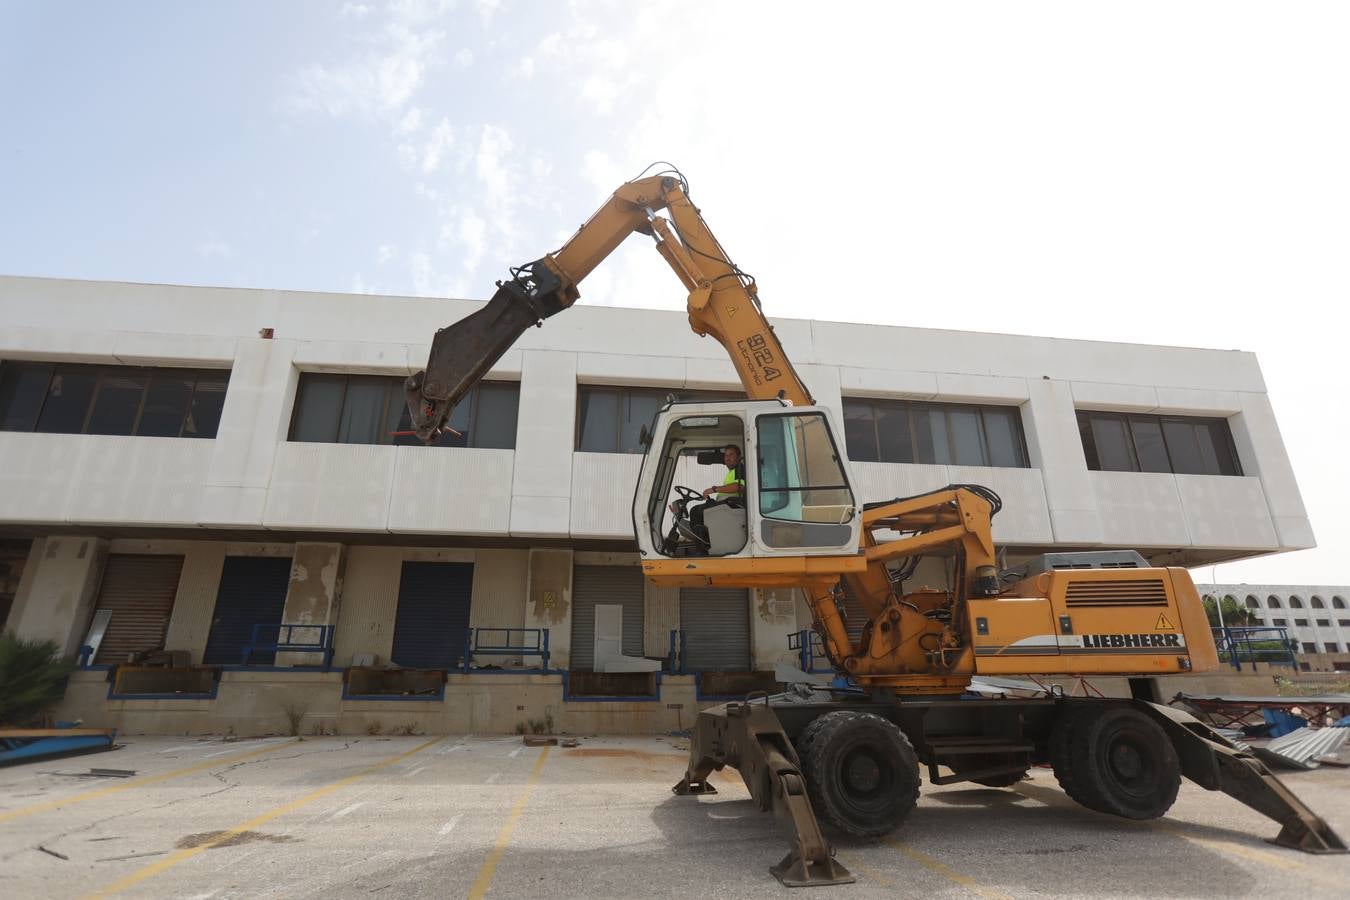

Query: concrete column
<box><xmin>468</xmin><ymin>550</ymin><xmax>529</xmax><ymax>666</ymax></box>
<box><xmin>10</xmin><ymin>536</ymin><xmax>109</xmax><ymax>658</ymax></box>
<box><xmin>1024</xmin><ymin>378</ymin><xmax>1103</xmax><ymax>545</ymax></box>
<box><xmin>645</xmin><ymin>584</ymin><xmax>680</xmax><ymax>659</ymax></box>
<box><xmin>510</xmin><ymin>350</ymin><xmax>577</xmax><ymax>537</ymax></box>
<box><xmin>163</xmin><ymin>543</ymin><xmax>228</xmax><ymax>664</ymax></box>
<box><xmin>526</xmin><ymin>548</ymin><xmax>572</xmax><ymax>669</ymax></box>
<box><xmin>277</xmin><ymin>542</ymin><xmax>343</xmax><ymax>666</ymax></box>
<box><xmin>200</xmin><ymin>337</ymin><xmax>299</xmax><ymax>527</ymax></box>
<box><xmin>750</xmin><ymin>587</ymin><xmax>798</xmax><ymax>671</ymax></box>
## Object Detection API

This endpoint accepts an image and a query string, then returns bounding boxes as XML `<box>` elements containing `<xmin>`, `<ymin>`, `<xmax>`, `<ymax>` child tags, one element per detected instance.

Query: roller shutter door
<box><xmin>571</xmin><ymin>565</ymin><xmax>644</xmax><ymax>672</ymax></box>
<box><xmin>390</xmin><ymin>562</ymin><xmax>473</xmax><ymax>669</ymax></box>
<box><xmin>840</xmin><ymin>581</ymin><xmax>868</xmax><ymax>642</ymax></box>
<box><xmin>202</xmin><ymin>557</ymin><xmax>292</xmax><ymax>665</ymax></box>
<box><xmin>91</xmin><ymin>555</ymin><xmax>184</xmax><ymax>665</ymax></box>
<box><xmin>679</xmin><ymin>587</ymin><xmax>750</xmax><ymax>672</ymax></box>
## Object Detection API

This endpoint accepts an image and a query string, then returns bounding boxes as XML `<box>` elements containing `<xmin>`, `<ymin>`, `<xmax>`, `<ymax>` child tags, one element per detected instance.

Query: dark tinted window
<box><xmin>86</xmin><ymin>372</ymin><xmax>147</xmax><ymax>435</ymax></box>
<box><xmin>291</xmin><ymin>373</ymin><xmax>518</xmax><ymax>448</ymax></box>
<box><xmin>0</xmin><ymin>362</ymin><xmax>228</xmax><ymax>438</ymax></box>
<box><xmin>576</xmin><ymin>386</ymin><xmax>738</xmax><ymax>453</ymax></box>
<box><xmin>842</xmin><ymin>398</ymin><xmax>1029</xmax><ymax>468</ymax></box>
<box><xmin>1077</xmin><ymin>411</ymin><xmax>1242</xmax><ymax>476</ymax></box>
<box><xmin>0</xmin><ymin>363</ymin><xmax>53</xmax><ymax>431</ymax></box>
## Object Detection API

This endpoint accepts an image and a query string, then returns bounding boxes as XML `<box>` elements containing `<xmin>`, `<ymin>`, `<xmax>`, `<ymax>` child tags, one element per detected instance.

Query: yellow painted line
<box><xmin>84</xmin><ymin>735</ymin><xmax>446</xmax><ymax>898</ymax></box>
<box><xmin>467</xmin><ymin>746</ymin><xmax>551</xmax><ymax>900</ymax></box>
<box><xmin>0</xmin><ymin>739</ymin><xmax>298</xmax><ymax>824</ymax></box>
<box><xmin>884</xmin><ymin>838</ymin><xmax>1014</xmax><ymax>900</ymax></box>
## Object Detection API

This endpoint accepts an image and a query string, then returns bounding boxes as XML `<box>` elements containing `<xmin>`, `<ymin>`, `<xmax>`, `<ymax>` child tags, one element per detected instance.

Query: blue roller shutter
<box><xmin>390</xmin><ymin>562</ymin><xmax>474</xmax><ymax>669</ymax></box>
<box><xmin>202</xmin><ymin>557</ymin><xmax>292</xmax><ymax>665</ymax></box>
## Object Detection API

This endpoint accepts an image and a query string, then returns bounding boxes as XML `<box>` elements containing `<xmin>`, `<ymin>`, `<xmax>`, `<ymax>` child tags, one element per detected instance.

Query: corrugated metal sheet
<box><xmin>679</xmin><ymin>587</ymin><xmax>750</xmax><ymax>672</ymax></box>
<box><xmin>390</xmin><ymin>561</ymin><xmax>473</xmax><ymax>669</ymax></box>
<box><xmin>202</xmin><ymin>557</ymin><xmax>292</xmax><ymax>665</ymax></box>
<box><xmin>92</xmin><ymin>555</ymin><xmax>184</xmax><ymax>665</ymax></box>
<box><xmin>571</xmin><ymin>565</ymin><xmax>644</xmax><ymax>671</ymax></box>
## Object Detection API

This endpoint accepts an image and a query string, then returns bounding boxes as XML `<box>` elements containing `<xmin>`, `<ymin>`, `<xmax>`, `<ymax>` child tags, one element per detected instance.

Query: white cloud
<box><xmin>455</xmin><ymin>48</ymin><xmax>474</xmax><ymax>67</ymax></box>
<box><xmin>340</xmin><ymin>2</ymin><xmax>372</xmax><ymax>18</ymax></box>
<box><xmin>285</xmin><ymin>20</ymin><xmax>444</xmax><ymax>118</ymax></box>
<box><xmin>475</xmin><ymin>0</ymin><xmax>501</xmax><ymax>25</ymax></box>
<box><xmin>422</xmin><ymin>117</ymin><xmax>455</xmax><ymax>173</ymax></box>
<box><xmin>397</xmin><ymin>106</ymin><xmax>423</xmax><ymax>134</ymax></box>
<box><xmin>410</xmin><ymin>250</ymin><xmax>435</xmax><ymax>295</ymax></box>
<box><xmin>197</xmin><ymin>239</ymin><xmax>232</xmax><ymax>260</ymax></box>
<box><xmin>377</xmin><ymin>244</ymin><xmax>394</xmax><ymax>265</ymax></box>
<box><xmin>514</xmin><ymin>57</ymin><xmax>535</xmax><ymax>79</ymax></box>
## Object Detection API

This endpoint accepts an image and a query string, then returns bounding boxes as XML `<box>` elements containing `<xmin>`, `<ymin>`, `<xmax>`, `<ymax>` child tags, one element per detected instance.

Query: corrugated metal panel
<box><xmin>202</xmin><ymin>557</ymin><xmax>292</xmax><ymax>665</ymax></box>
<box><xmin>571</xmin><ymin>565</ymin><xmax>644</xmax><ymax>671</ymax></box>
<box><xmin>390</xmin><ymin>561</ymin><xmax>474</xmax><ymax>669</ymax></box>
<box><xmin>679</xmin><ymin>587</ymin><xmax>750</xmax><ymax>671</ymax></box>
<box><xmin>92</xmin><ymin>555</ymin><xmax>184</xmax><ymax>665</ymax></box>
<box><xmin>840</xmin><ymin>581</ymin><xmax>868</xmax><ymax>642</ymax></box>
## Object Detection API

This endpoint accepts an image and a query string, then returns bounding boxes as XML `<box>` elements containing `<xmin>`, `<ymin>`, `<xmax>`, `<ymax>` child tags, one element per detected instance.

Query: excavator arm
<box><xmin>405</xmin><ymin>170</ymin><xmax>811</xmax><ymax>441</ymax></box>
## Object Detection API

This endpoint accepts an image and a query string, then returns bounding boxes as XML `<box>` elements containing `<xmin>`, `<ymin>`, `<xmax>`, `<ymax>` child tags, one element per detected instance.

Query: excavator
<box><xmin>404</xmin><ymin>165</ymin><xmax>1344</xmax><ymax>885</ymax></box>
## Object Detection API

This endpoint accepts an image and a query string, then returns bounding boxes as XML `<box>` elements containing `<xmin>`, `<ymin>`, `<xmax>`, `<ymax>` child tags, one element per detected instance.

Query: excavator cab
<box><xmin>634</xmin><ymin>399</ymin><xmax>861</xmax><ymax>562</ymax></box>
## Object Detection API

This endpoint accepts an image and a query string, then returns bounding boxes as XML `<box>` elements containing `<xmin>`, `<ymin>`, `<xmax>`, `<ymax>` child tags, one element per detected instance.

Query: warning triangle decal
<box><xmin>1156</xmin><ymin>613</ymin><xmax>1175</xmax><ymax>630</ymax></box>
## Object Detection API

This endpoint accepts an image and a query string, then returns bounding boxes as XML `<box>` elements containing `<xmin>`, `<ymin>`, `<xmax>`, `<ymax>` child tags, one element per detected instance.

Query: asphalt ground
<box><xmin>1</xmin><ymin>733</ymin><xmax>1347</xmax><ymax>899</ymax></box>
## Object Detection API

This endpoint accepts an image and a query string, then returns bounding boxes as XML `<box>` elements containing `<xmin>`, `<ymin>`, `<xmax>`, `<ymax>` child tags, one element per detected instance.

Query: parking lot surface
<box><xmin>1</xmin><ymin>733</ymin><xmax>1347</xmax><ymax>898</ymax></box>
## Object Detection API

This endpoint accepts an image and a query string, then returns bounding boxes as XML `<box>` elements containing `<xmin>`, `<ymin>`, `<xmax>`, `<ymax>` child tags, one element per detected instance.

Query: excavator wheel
<box><xmin>796</xmin><ymin>710</ymin><xmax>920</xmax><ymax>839</ymax></box>
<box><xmin>1053</xmin><ymin>704</ymin><xmax>1180</xmax><ymax>820</ymax></box>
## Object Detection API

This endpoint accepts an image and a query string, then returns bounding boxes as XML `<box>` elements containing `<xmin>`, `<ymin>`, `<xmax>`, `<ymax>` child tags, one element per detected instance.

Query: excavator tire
<box><xmin>796</xmin><ymin>710</ymin><xmax>920</xmax><ymax>839</ymax></box>
<box><xmin>1049</xmin><ymin>705</ymin><xmax>1093</xmax><ymax>807</ymax></box>
<box><xmin>1058</xmin><ymin>704</ymin><xmax>1181</xmax><ymax>820</ymax></box>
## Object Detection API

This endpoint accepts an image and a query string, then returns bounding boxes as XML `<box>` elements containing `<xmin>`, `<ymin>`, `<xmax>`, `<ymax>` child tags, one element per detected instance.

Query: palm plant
<box><xmin>0</xmin><ymin>633</ymin><xmax>76</xmax><ymax>726</ymax></box>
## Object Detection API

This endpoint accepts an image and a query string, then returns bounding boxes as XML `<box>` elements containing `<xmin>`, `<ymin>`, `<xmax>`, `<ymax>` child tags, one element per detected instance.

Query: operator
<box><xmin>690</xmin><ymin>444</ymin><xmax>746</xmax><ymax>543</ymax></box>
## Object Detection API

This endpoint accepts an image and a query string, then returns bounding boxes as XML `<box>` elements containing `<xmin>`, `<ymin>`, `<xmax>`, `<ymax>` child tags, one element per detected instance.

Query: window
<box><xmin>576</xmin><ymin>386</ymin><xmax>736</xmax><ymax>454</ymax></box>
<box><xmin>1334</xmin><ymin>597</ymin><xmax>1346</xmax><ymax>609</ymax></box>
<box><xmin>1301</xmin><ymin>642</ymin><xmax>1317</xmax><ymax>654</ymax></box>
<box><xmin>1267</xmin><ymin>596</ymin><xmax>1282</xmax><ymax>608</ymax></box>
<box><xmin>1339</xmin><ymin>619</ymin><xmax>1350</xmax><ymax>627</ymax></box>
<box><xmin>1317</xmin><ymin>619</ymin><xmax>1331</xmax><ymax>627</ymax></box>
<box><xmin>0</xmin><ymin>361</ymin><xmax>228</xmax><ymax>438</ymax></box>
<box><xmin>843</xmin><ymin>398</ymin><xmax>1028</xmax><ymax>467</ymax></box>
<box><xmin>1272</xmin><ymin>618</ymin><xmax>1288</xmax><ymax>626</ymax></box>
<box><xmin>1244</xmin><ymin>596</ymin><xmax>1259</xmax><ymax>609</ymax></box>
<box><xmin>756</xmin><ymin>413</ymin><xmax>855</xmax><ymax>550</ymax></box>
<box><xmin>290</xmin><ymin>374</ymin><xmax>518</xmax><ymax>448</ymax></box>
<box><xmin>1290</xmin><ymin>596</ymin><xmax>1304</xmax><ymax>609</ymax></box>
<box><xmin>1325</xmin><ymin>644</ymin><xmax>1340</xmax><ymax>654</ymax></box>
<box><xmin>1295</xmin><ymin>619</ymin><xmax>1309</xmax><ymax>627</ymax></box>
<box><xmin>1312</xmin><ymin>596</ymin><xmax>1325</xmax><ymax>609</ymax></box>
<box><xmin>1076</xmin><ymin>411</ymin><xmax>1242</xmax><ymax>476</ymax></box>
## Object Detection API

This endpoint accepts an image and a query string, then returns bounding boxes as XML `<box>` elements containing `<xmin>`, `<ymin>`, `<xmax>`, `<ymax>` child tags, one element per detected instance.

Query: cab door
<box><xmin>749</xmin><ymin>408</ymin><xmax>861</xmax><ymax>557</ymax></box>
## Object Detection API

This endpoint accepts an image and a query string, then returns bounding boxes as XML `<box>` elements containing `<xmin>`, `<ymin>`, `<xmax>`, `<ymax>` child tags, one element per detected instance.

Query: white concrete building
<box><xmin>1198</xmin><ymin>583</ymin><xmax>1350</xmax><ymax>671</ymax></box>
<box><xmin>0</xmin><ymin>275</ymin><xmax>1315</xmax><ymax>734</ymax></box>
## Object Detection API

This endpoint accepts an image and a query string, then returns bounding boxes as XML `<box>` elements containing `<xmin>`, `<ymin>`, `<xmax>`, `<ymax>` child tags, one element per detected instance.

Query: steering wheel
<box><xmin>673</xmin><ymin>485</ymin><xmax>703</xmax><ymax>505</ymax></box>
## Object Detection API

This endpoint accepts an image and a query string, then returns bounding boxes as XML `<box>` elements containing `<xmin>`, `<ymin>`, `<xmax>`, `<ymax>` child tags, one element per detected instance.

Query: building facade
<box><xmin>1198</xmin><ymin>583</ymin><xmax>1350</xmax><ymax>672</ymax></box>
<box><xmin>0</xmin><ymin>275</ymin><xmax>1315</xmax><ymax>734</ymax></box>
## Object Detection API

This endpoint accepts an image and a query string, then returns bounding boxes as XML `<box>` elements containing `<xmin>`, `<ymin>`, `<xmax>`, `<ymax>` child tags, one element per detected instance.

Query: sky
<box><xmin>1</xmin><ymin>1</ymin><xmax>1346</xmax><ymax>585</ymax></box>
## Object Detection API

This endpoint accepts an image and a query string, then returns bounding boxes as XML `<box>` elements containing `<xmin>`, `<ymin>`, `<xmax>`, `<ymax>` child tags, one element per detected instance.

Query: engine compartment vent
<box><xmin>1065</xmin><ymin>578</ymin><xmax>1169</xmax><ymax>607</ymax></box>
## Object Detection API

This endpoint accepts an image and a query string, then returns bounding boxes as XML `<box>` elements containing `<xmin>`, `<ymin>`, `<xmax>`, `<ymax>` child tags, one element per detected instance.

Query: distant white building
<box><xmin>1198</xmin><ymin>583</ymin><xmax>1350</xmax><ymax>670</ymax></box>
<box><xmin>0</xmin><ymin>274</ymin><xmax>1317</xmax><ymax>733</ymax></box>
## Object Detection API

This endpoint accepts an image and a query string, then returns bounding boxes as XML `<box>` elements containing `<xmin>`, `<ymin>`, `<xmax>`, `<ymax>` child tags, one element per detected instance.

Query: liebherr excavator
<box><xmin>405</xmin><ymin>165</ymin><xmax>1344</xmax><ymax>886</ymax></box>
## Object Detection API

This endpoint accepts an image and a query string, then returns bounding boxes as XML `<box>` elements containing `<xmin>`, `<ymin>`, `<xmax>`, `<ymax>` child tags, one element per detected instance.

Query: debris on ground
<box><xmin>523</xmin><ymin>736</ymin><xmax>558</xmax><ymax>747</ymax></box>
<box><xmin>1253</xmin><ymin>726</ymin><xmax>1350</xmax><ymax>770</ymax></box>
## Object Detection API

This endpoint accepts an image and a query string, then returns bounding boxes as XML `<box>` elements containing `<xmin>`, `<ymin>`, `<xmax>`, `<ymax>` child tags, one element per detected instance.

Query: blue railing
<box><xmin>242</xmin><ymin>624</ymin><xmax>334</xmax><ymax>669</ymax></box>
<box><xmin>1212</xmin><ymin>625</ymin><xmax>1296</xmax><ymax>671</ymax></box>
<box><xmin>788</xmin><ymin>629</ymin><xmax>831</xmax><ymax>674</ymax></box>
<box><xmin>460</xmin><ymin>628</ymin><xmax>551</xmax><ymax>673</ymax></box>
